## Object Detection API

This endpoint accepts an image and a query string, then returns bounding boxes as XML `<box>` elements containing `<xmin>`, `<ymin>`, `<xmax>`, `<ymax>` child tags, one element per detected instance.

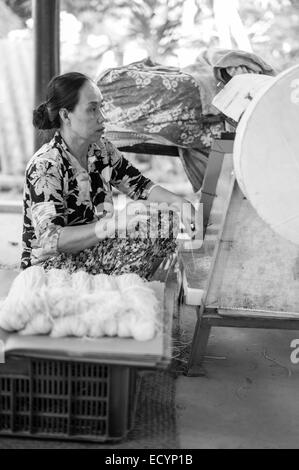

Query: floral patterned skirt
<box><xmin>41</xmin><ymin>210</ymin><xmax>180</xmax><ymax>280</ymax></box>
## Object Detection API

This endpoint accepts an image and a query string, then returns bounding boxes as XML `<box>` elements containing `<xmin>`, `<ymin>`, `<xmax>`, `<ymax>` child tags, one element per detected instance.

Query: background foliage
<box><xmin>0</xmin><ymin>0</ymin><xmax>298</xmax><ymax>197</ymax></box>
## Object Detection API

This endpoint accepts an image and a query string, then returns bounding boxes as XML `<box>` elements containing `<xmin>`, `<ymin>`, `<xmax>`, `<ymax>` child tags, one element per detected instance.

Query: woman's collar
<box><xmin>54</xmin><ymin>130</ymin><xmax>97</xmax><ymax>159</ymax></box>
<box><xmin>53</xmin><ymin>130</ymin><xmax>72</xmax><ymax>154</ymax></box>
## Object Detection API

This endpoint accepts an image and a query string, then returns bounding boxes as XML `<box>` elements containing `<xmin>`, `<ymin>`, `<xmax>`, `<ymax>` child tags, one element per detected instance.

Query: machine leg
<box><xmin>187</xmin><ymin>318</ymin><xmax>211</xmax><ymax>377</ymax></box>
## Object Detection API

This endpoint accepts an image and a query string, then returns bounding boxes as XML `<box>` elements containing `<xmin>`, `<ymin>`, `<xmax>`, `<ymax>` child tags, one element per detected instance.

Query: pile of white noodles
<box><xmin>0</xmin><ymin>266</ymin><xmax>162</xmax><ymax>341</ymax></box>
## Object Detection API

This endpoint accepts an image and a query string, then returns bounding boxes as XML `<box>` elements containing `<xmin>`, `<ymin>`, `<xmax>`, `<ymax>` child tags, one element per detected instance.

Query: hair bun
<box><xmin>32</xmin><ymin>102</ymin><xmax>53</xmax><ymax>130</ymax></box>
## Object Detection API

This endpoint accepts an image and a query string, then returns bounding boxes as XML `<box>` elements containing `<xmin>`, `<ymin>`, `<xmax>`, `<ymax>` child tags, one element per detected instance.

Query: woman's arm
<box><xmin>26</xmin><ymin>156</ymin><xmax>109</xmax><ymax>257</ymax></box>
<box><xmin>105</xmin><ymin>140</ymin><xmax>198</xmax><ymax>234</ymax></box>
<box><xmin>107</xmin><ymin>139</ymin><xmax>155</xmax><ymax>200</ymax></box>
<box><xmin>58</xmin><ymin>184</ymin><xmax>197</xmax><ymax>253</ymax></box>
<box><xmin>147</xmin><ymin>184</ymin><xmax>182</xmax><ymax>205</ymax></box>
<box><xmin>58</xmin><ymin>209</ymin><xmax>150</xmax><ymax>254</ymax></box>
<box><xmin>57</xmin><ymin>220</ymin><xmax>106</xmax><ymax>254</ymax></box>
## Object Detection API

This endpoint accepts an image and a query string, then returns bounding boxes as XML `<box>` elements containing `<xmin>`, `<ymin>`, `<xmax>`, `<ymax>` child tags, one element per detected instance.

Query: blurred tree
<box><xmin>62</xmin><ymin>0</ymin><xmax>185</xmax><ymax>63</ymax></box>
<box><xmin>239</xmin><ymin>0</ymin><xmax>299</xmax><ymax>71</ymax></box>
<box><xmin>0</xmin><ymin>0</ymin><xmax>23</xmax><ymax>36</ymax></box>
<box><xmin>124</xmin><ymin>0</ymin><xmax>185</xmax><ymax>61</ymax></box>
<box><xmin>1</xmin><ymin>0</ymin><xmax>299</xmax><ymax>185</ymax></box>
<box><xmin>4</xmin><ymin>0</ymin><xmax>299</xmax><ymax>72</ymax></box>
<box><xmin>176</xmin><ymin>0</ymin><xmax>299</xmax><ymax>71</ymax></box>
<box><xmin>3</xmin><ymin>0</ymin><xmax>31</xmax><ymax>24</ymax></box>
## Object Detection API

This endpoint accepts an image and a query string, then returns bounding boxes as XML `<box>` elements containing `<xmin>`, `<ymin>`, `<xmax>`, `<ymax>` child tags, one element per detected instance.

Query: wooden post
<box><xmin>33</xmin><ymin>0</ymin><xmax>60</xmax><ymax>151</ymax></box>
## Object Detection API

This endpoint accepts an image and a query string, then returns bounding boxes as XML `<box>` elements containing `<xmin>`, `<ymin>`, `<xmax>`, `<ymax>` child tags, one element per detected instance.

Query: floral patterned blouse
<box><xmin>21</xmin><ymin>131</ymin><xmax>155</xmax><ymax>269</ymax></box>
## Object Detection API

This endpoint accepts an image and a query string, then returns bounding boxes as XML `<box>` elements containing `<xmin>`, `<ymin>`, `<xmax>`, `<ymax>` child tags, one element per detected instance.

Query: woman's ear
<box><xmin>59</xmin><ymin>108</ymin><xmax>70</xmax><ymax>125</ymax></box>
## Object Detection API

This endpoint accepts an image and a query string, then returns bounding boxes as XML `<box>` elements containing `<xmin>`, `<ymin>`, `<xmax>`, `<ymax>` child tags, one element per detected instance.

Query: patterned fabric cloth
<box><xmin>183</xmin><ymin>47</ymin><xmax>276</xmax><ymax>116</ymax></box>
<box><xmin>97</xmin><ymin>58</ymin><xmax>217</xmax><ymax>149</ymax></box>
<box><xmin>98</xmin><ymin>54</ymin><xmax>272</xmax><ymax>151</ymax></box>
<box><xmin>97</xmin><ymin>52</ymin><xmax>275</xmax><ymax>192</ymax></box>
<box><xmin>21</xmin><ymin>131</ymin><xmax>154</xmax><ymax>269</ymax></box>
<box><xmin>41</xmin><ymin>210</ymin><xmax>180</xmax><ymax>280</ymax></box>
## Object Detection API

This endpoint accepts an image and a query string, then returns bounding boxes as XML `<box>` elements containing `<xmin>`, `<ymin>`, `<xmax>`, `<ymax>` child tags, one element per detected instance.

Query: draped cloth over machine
<box><xmin>97</xmin><ymin>49</ymin><xmax>275</xmax><ymax>192</ymax></box>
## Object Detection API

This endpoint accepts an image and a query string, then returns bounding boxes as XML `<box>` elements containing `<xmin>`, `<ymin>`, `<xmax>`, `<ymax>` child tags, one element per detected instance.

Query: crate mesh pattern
<box><xmin>0</xmin><ymin>357</ymin><xmax>138</xmax><ymax>442</ymax></box>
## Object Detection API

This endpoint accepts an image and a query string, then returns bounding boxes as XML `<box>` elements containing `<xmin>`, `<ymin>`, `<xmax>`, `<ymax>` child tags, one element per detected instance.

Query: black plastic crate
<box><xmin>0</xmin><ymin>355</ymin><xmax>139</xmax><ymax>442</ymax></box>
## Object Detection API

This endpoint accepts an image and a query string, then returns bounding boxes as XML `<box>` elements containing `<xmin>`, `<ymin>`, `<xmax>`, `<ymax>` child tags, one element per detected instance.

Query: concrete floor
<box><xmin>176</xmin><ymin>306</ymin><xmax>299</xmax><ymax>449</ymax></box>
<box><xmin>1</xmin><ymin>211</ymin><xmax>299</xmax><ymax>449</ymax></box>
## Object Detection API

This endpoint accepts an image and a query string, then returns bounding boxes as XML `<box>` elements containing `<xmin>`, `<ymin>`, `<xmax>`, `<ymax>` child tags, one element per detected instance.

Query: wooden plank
<box><xmin>200</xmin><ymin>137</ymin><xmax>234</xmax><ymax>233</ymax></box>
<box><xmin>0</xmin><ymin>201</ymin><xmax>22</xmax><ymax>214</ymax></box>
<box><xmin>160</xmin><ymin>266</ymin><xmax>178</xmax><ymax>368</ymax></box>
<box><xmin>0</xmin><ymin>174</ymin><xmax>24</xmax><ymax>189</ymax></box>
<box><xmin>212</xmin><ymin>138</ymin><xmax>234</xmax><ymax>154</ymax></box>
<box><xmin>202</xmin><ymin>310</ymin><xmax>299</xmax><ymax>330</ymax></box>
<box><xmin>186</xmin><ymin>318</ymin><xmax>211</xmax><ymax>377</ymax></box>
<box><xmin>186</xmin><ymin>180</ymin><xmax>236</xmax><ymax>373</ymax></box>
<box><xmin>179</xmin><ymin>148</ymin><xmax>235</xmax><ymax>306</ymax></box>
<box><xmin>202</xmin><ymin>177</ymin><xmax>239</xmax><ymax>310</ymax></box>
<box><xmin>118</xmin><ymin>143</ymin><xmax>179</xmax><ymax>156</ymax></box>
<box><xmin>179</xmin><ymin>250</ymin><xmax>212</xmax><ymax>306</ymax></box>
<box><xmin>218</xmin><ymin>307</ymin><xmax>299</xmax><ymax>320</ymax></box>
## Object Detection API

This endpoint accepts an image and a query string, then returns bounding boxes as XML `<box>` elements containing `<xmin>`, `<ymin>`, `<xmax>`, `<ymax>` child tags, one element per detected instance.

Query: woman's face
<box><xmin>67</xmin><ymin>80</ymin><xmax>106</xmax><ymax>142</ymax></box>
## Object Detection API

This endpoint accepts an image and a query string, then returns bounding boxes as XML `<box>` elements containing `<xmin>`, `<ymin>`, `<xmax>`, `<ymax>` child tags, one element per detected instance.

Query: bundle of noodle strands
<box><xmin>0</xmin><ymin>267</ymin><xmax>164</xmax><ymax>341</ymax></box>
<box><xmin>42</xmin><ymin>208</ymin><xmax>180</xmax><ymax>279</ymax></box>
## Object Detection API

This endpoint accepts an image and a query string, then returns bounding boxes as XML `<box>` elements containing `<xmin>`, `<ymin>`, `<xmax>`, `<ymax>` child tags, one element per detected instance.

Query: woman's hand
<box><xmin>147</xmin><ymin>185</ymin><xmax>201</xmax><ymax>239</ymax></box>
<box><xmin>169</xmin><ymin>198</ymin><xmax>198</xmax><ymax>239</ymax></box>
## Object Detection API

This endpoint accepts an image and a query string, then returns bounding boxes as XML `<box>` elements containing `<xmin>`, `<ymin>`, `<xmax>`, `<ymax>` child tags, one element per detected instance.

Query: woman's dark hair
<box><xmin>32</xmin><ymin>72</ymin><xmax>90</xmax><ymax>130</ymax></box>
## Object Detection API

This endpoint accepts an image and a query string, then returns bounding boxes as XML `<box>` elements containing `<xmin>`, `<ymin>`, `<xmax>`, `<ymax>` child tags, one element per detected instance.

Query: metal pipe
<box><xmin>33</xmin><ymin>0</ymin><xmax>60</xmax><ymax>150</ymax></box>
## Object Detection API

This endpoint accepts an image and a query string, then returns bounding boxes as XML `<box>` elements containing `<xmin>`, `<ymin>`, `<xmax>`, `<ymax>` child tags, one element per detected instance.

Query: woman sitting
<box><xmin>21</xmin><ymin>72</ymin><xmax>195</xmax><ymax>277</ymax></box>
